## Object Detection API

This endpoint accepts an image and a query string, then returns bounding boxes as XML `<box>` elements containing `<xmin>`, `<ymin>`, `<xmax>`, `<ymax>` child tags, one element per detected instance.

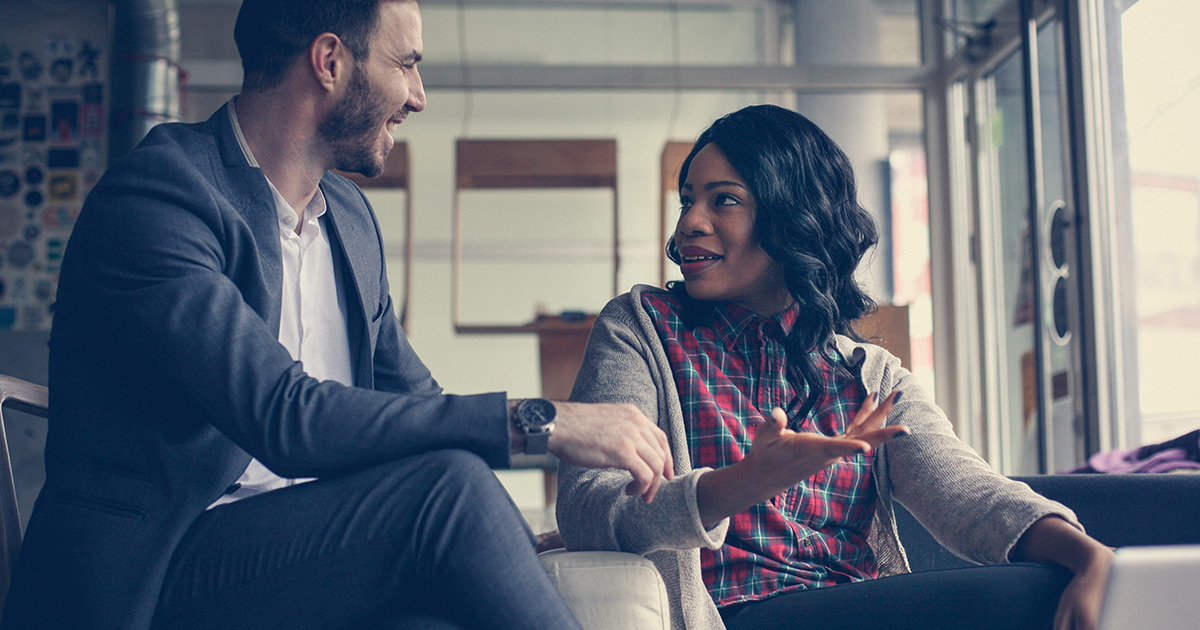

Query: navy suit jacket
<box><xmin>2</xmin><ymin>104</ymin><xmax>511</xmax><ymax>629</ymax></box>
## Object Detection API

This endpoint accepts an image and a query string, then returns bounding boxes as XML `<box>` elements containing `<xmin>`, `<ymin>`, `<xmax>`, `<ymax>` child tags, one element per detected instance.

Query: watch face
<box><xmin>520</xmin><ymin>398</ymin><xmax>556</xmax><ymax>429</ymax></box>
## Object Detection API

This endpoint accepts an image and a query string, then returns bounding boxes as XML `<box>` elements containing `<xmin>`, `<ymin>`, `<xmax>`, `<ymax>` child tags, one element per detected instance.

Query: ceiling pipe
<box><xmin>108</xmin><ymin>0</ymin><xmax>182</xmax><ymax>162</ymax></box>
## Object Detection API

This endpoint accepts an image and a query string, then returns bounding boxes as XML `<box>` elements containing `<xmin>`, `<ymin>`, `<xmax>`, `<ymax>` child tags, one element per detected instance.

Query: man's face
<box><xmin>320</xmin><ymin>0</ymin><xmax>426</xmax><ymax>177</ymax></box>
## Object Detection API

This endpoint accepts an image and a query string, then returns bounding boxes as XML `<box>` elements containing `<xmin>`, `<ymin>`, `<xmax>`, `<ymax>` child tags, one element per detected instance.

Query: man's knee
<box><xmin>406</xmin><ymin>448</ymin><xmax>494</xmax><ymax>482</ymax></box>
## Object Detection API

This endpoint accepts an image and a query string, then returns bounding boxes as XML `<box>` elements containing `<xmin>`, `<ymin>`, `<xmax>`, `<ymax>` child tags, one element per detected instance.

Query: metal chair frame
<box><xmin>0</xmin><ymin>375</ymin><xmax>48</xmax><ymax>613</ymax></box>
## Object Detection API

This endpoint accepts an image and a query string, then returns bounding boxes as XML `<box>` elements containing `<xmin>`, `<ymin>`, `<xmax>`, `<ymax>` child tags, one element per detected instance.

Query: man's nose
<box><xmin>407</xmin><ymin>68</ymin><xmax>426</xmax><ymax>113</ymax></box>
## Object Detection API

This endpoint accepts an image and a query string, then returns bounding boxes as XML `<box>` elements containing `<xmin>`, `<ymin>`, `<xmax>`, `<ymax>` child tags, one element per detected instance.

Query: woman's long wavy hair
<box><xmin>666</xmin><ymin>104</ymin><xmax>879</xmax><ymax>420</ymax></box>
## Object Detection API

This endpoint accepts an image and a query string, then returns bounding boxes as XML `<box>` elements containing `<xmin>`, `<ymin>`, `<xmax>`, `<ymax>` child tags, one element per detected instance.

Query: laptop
<box><xmin>1098</xmin><ymin>544</ymin><xmax>1200</xmax><ymax>630</ymax></box>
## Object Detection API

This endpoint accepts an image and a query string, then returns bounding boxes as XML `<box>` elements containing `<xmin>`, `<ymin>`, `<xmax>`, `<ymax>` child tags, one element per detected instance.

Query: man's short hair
<box><xmin>234</xmin><ymin>0</ymin><xmax>383</xmax><ymax>91</ymax></box>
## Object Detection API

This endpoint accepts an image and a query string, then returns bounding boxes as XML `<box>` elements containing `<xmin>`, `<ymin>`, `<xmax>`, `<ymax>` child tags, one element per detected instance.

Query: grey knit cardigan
<box><xmin>557</xmin><ymin>285</ymin><xmax>1080</xmax><ymax>630</ymax></box>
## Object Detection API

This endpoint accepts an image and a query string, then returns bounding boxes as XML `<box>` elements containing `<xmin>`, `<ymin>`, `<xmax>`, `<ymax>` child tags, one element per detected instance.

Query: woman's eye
<box><xmin>715</xmin><ymin>194</ymin><xmax>740</xmax><ymax>206</ymax></box>
<box><xmin>679</xmin><ymin>197</ymin><xmax>693</xmax><ymax>212</ymax></box>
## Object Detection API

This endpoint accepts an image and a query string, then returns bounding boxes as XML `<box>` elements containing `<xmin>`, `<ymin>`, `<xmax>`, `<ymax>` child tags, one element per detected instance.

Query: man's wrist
<box><xmin>508</xmin><ymin>399</ymin><xmax>527</xmax><ymax>454</ymax></box>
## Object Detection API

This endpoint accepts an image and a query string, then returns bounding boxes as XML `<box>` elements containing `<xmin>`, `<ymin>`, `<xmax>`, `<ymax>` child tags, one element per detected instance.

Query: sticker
<box><xmin>34</xmin><ymin>279</ymin><xmax>53</xmax><ymax>301</ymax></box>
<box><xmin>25</xmin><ymin>166</ymin><xmax>43</xmax><ymax>185</ymax></box>
<box><xmin>46</xmin><ymin>147</ymin><xmax>78</xmax><ymax>168</ymax></box>
<box><xmin>0</xmin><ymin>203</ymin><xmax>19</xmax><ymax>237</ymax></box>
<box><xmin>45</xmin><ymin>237</ymin><xmax>64</xmax><ymax>262</ymax></box>
<box><xmin>47</xmin><ymin>173</ymin><xmax>77</xmax><ymax>201</ymax></box>
<box><xmin>24</xmin><ymin>189</ymin><xmax>43</xmax><ymax>208</ymax></box>
<box><xmin>42</xmin><ymin>206</ymin><xmax>73</xmax><ymax>229</ymax></box>
<box><xmin>0</xmin><ymin>83</ymin><xmax>18</xmax><ymax>109</ymax></box>
<box><xmin>23</xmin><ymin>223</ymin><xmax>40</xmax><ymax>241</ymax></box>
<box><xmin>21</xmin><ymin>305</ymin><xmax>43</xmax><ymax>328</ymax></box>
<box><xmin>80</xmin><ymin>103</ymin><xmax>102</xmax><ymax>138</ymax></box>
<box><xmin>0</xmin><ymin>112</ymin><xmax>17</xmax><ymax>147</ymax></box>
<box><xmin>23</xmin><ymin>147</ymin><xmax>45</xmax><ymax>166</ymax></box>
<box><xmin>78</xmin><ymin>41</ymin><xmax>100</xmax><ymax>79</ymax></box>
<box><xmin>0</xmin><ymin>307</ymin><xmax>14</xmax><ymax>329</ymax></box>
<box><xmin>82</xmin><ymin>83</ymin><xmax>102</xmax><ymax>104</ymax></box>
<box><xmin>22</xmin><ymin>114</ymin><xmax>45</xmax><ymax>142</ymax></box>
<box><xmin>45</xmin><ymin>35</ymin><xmax>75</xmax><ymax>59</ymax></box>
<box><xmin>0</xmin><ymin>169</ymin><xmax>17</xmax><ymax>197</ymax></box>
<box><xmin>80</xmin><ymin>144</ymin><xmax>99</xmax><ymax>169</ymax></box>
<box><xmin>50</xmin><ymin>58</ymin><xmax>73</xmax><ymax>84</ymax></box>
<box><xmin>24</xmin><ymin>88</ymin><xmax>44</xmax><ymax>112</ymax></box>
<box><xmin>50</xmin><ymin>101</ymin><xmax>77</xmax><ymax>142</ymax></box>
<box><xmin>18</xmin><ymin>51</ymin><xmax>41</xmax><ymax>82</ymax></box>
<box><xmin>7</xmin><ymin>240</ymin><xmax>34</xmax><ymax>268</ymax></box>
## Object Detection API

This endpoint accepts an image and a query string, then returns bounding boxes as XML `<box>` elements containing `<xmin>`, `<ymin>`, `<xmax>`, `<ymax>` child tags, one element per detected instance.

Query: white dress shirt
<box><xmin>209</xmin><ymin>100</ymin><xmax>355</xmax><ymax>508</ymax></box>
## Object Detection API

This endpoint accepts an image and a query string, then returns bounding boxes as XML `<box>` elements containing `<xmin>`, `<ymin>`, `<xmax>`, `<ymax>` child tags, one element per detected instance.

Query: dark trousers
<box><xmin>151</xmin><ymin>450</ymin><xmax>581</xmax><ymax>630</ymax></box>
<box><xmin>721</xmin><ymin>563</ymin><xmax>1072</xmax><ymax>630</ymax></box>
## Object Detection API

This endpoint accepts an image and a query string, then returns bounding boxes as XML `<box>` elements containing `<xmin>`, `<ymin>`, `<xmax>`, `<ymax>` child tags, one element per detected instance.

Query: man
<box><xmin>1</xmin><ymin>1</ymin><xmax>673</xmax><ymax>628</ymax></box>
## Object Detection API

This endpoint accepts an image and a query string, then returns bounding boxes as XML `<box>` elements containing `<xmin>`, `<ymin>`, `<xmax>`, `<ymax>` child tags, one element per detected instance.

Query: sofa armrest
<box><xmin>1013</xmin><ymin>474</ymin><xmax>1200</xmax><ymax>547</ymax></box>
<box><xmin>539</xmin><ymin>550</ymin><xmax>670</xmax><ymax>630</ymax></box>
<box><xmin>896</xmin><ymin>474</ymin><xmax>1200</xmax><ymax>572</ymax></box>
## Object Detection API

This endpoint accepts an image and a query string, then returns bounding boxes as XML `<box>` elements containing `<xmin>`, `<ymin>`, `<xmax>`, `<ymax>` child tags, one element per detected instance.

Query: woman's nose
<box><xmin>676</xmin><ymin>205</ymin><xmax>712</xmax><ymax>237</ymax></box>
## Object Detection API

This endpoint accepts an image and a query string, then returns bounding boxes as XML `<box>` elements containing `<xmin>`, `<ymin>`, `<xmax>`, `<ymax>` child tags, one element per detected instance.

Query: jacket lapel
<box><xmin>209</xmin><ymin>102</ymin><xmax>284</xmax><ymax>335</ymax></box>
<box><xmin>321</xmin><ymin>179</ymin><xmax>377</xmax><ymax>388</ymax></box>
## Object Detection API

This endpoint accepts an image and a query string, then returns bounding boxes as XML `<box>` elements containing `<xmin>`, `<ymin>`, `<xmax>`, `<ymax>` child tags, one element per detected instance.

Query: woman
<box><xmin>556</xmin><ymin>105</ymin><xmax>1111</xmax><ymax>630</ymax></box>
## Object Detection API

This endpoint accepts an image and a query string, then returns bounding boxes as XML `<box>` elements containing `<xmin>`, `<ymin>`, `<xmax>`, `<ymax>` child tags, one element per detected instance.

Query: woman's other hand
<box><xmin>1013</xmin><ymin>515</ymin><xmax>1114</xmax><ymax>630</ymax></box>
<box><xmin>697</xmin><ymin>391</ymin><xmax>909</xmax><ymax>527</ymax></box>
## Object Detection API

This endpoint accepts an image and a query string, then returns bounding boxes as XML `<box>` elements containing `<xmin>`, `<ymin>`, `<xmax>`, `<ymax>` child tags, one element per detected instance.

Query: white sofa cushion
<box><xmin>539</xmin><ymin>550</ymin><xmax>670</xmax><ymax>630</ymax></box>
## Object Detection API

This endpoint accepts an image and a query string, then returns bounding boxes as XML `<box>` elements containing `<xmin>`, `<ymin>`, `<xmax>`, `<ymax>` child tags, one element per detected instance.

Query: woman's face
<box><xmin>675</xmin><ymin>143</ymin><xmax>792</xmax><ymax>316</ymax></box>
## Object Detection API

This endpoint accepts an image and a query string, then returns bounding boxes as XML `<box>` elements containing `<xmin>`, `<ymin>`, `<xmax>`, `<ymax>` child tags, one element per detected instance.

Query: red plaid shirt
<box><xmin>642</xmin><ymin>291</ymin><xmax>878</xmax><ymax>607</ymax></box>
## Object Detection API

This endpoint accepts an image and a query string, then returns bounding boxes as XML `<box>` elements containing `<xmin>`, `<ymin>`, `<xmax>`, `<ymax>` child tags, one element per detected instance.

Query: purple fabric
<box><xmin>1064</xmin><ymin>429</ymin><xmax>1200</xmax><ymax>474</ymax></box>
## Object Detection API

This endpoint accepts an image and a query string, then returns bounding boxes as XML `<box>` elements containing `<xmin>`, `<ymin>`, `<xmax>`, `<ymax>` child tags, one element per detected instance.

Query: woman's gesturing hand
<box><xmin>741</xmin><ymin>392</ymin><xmax>910</xmax><ymax>499</ymax></box>
<box><xmin>697</xmin><ymin>391</ymin><xmax>909</xmax><ymax>527</ymax></box>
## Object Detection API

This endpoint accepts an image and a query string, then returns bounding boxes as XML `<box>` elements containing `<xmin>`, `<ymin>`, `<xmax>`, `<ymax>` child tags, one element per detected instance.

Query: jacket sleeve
<box><xmin>878</xmin><ymin>359</ymin><xmax>1081</xmax><ymax>565</ymax></box>
<box><xmin>61</xmin><ymin>145</ymin><xmax>510</xmax><ymax>478</ymax></box>
<box><xmin>556</xmin><ymin>299</ymin><xmax>727</xmax><ymax>555</ymax></box>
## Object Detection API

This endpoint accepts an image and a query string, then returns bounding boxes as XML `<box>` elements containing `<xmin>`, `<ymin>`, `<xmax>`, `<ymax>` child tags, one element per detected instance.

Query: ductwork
<box><xmin>108</xmin><ymin>0</ymin><xmax>181</xmax><ymax>162</ymax></box>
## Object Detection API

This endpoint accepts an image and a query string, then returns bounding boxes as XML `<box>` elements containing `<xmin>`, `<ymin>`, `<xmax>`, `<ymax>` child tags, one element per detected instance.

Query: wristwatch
<box><xmin>514</xmin><ymin>398</ymin><xmax>557</xmax><ymax>455</ymax></box>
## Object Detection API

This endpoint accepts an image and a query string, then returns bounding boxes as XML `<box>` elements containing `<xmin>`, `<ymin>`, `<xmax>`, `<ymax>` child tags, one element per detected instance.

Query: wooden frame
<box><xmin>337</xmin><ymin>143</ymin><xmax>413</xmax><ymax>329</ymax></box>
<box><xmin>452</xmin><ymin>139</ymin><xmax>619</xmax><ymax>334</ymax></box>
<box><xmin>659</xmin><ymin>141</ymin><xmax>694</xmax><ymax>287</ymax></box>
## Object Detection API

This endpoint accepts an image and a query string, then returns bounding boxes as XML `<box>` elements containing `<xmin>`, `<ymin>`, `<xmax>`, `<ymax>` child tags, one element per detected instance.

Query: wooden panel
<box><xmin>452</xmin><ymin>139</ymin><xmax>620</xmax><ymax>331</ymax></box>
<box><xmin>456</xmin><ymin>139</ymin><xmax>617</xmax><ymax>189</ymax></box>
<box><xmin>337</xmin><ymin>142</ymin><xmax>409</xmax><ymax>189</ymax></box>
<box><xmin>659</xmin><ymin>141</ymin><xmax>694</xmax><ymax>285</ymax></box>
<box><xmin>856</xmin><ymin>304</ymin><xmax>911</xmax><ymax>369</ymax></box>
<box><xmin>535</xmin><ymin>315</ymin><xmax>598</xmax><ymax>400</ymax></box>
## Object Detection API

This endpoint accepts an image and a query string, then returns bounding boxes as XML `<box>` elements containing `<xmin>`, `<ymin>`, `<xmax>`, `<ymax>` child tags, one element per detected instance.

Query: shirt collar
<box><xmin>226</xmin><ymin>96</ymin><xmax>260</xmax><ymax>168</ymax></box>
<box><xmin>710</xmin><ymin>300</ymin><xmax>800</xmax><ymax>344</ymax></box>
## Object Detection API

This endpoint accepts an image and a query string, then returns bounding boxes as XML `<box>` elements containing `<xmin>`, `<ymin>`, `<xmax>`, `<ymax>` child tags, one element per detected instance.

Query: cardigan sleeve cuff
<box><xmin>686</xmin><ymin>468</ymin><xmax>729</xmax><ymax>549</ymax></box>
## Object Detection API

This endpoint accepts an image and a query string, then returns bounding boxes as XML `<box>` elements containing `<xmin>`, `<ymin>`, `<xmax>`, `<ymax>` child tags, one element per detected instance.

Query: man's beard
<box><xmin>319</xmin><ymin>63</ymin><xmax>392</xmax><ymax>178</ymax></box>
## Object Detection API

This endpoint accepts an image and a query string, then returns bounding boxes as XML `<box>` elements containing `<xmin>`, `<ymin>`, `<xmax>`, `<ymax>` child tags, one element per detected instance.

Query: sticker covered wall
<box><xmin>0</xmin><ymin>0</ymin><xmax>109</xmax><ymax>331</ymax></box>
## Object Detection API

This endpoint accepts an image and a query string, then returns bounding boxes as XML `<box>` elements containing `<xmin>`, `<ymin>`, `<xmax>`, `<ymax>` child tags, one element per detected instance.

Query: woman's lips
<box><xmin>678</xmin><ymin>246</ymin><xmax>722</xmax><ymax>276</ymax></box>
<box><xmin>680</xmin><ymin>257</ymin><xmax>720</xmax><ymax>276</ymax></box>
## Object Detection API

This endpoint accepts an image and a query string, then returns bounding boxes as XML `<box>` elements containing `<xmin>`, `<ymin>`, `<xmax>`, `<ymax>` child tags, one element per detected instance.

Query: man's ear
<box><xmin>307</xmin><ymin>32</ymin><xmax>349</xmax><ymax>93</ymax></box>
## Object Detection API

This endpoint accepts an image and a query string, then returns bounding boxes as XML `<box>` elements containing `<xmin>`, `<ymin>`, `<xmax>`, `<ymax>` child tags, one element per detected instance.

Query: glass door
<box><xmin>959</xmin><ymin>0</ymin><xmax>1089</xmax><ymax>473</ymax></box>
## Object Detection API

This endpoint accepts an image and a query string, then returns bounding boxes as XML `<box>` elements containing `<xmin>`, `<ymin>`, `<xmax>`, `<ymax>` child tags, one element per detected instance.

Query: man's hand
<box><xmin>546</xmin><ymin>401</ymin><xmax>674</xmax><ymax>503</ymax></box>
